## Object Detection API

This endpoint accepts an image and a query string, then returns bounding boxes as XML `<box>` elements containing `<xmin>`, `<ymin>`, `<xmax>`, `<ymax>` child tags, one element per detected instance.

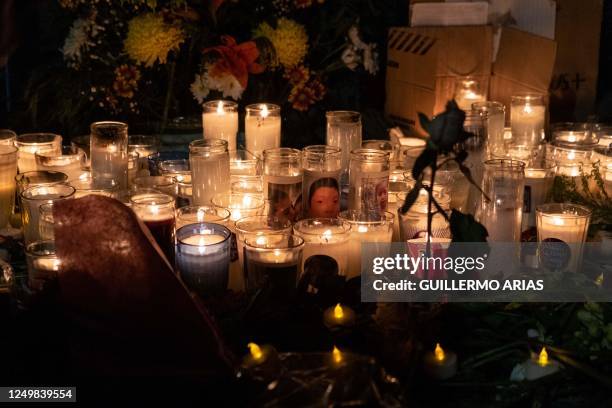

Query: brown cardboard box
<box><xmin>385</xmin><ymin>25</ymin><xmax>556</xmax><ymax>135</ymax></box>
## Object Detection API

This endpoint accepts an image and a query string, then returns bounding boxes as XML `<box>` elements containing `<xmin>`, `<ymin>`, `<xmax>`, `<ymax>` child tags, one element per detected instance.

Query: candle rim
<box><xmin>338</xmin><ymin>210</ymin><xmax>394</xmax><ymax>226</ymax></box>
<box><xmin>245</xmin><ymin>103</ymin><xmax>281</xmax><ymax>113</ymax></box>
<box><xmin>16</xmin><ymin>133</ymin><xmax>62</xmax><ymax>146</ymax></box>
<box><xmin>176</xmin><ymin>222</ymin><xmax>231</xmax><ymax>247</ymax></box>
<box><xmin>20</xmin><ymin>184</ymin><xmax>76</xmax><ymax>201</ymax></box>
<box><xmin>211</xmin><ymin>193</ymin><xmax>265</xmax><ymax>210</ymax></box>
<box><xmin>294</xmin><ymin>218</ymin><xmax>352</xmax><ymax>235</ymax></box>
<box><xmin>536</xmin><ymin>203</ymin><xmax>592</xmax><ymax>219</ymax></box>
<box><xmin>243</xmin><ymin>232</ymin><xmax>304</xmax><ymax>251</ymax></box>
<box><xmin>202</xmin><ymin>99</ymin><xmax>238</xmax><ymax>111</ymax></box>
<box><xmin>235</xmin><ymin>215</ymin><xmax>292</xmax><ymax>234</ymax></box>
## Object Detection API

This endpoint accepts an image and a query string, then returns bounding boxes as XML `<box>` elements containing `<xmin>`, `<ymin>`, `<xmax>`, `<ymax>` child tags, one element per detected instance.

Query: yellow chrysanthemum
<box><xmin>124</xmin><ymin>13</ymin><xmax>185</xmax><ymax>67</ymax></box>
<box><xmin>255</xmin><ymin>18</ymin><xmax>308</xmax><ymax>68</ymax></box>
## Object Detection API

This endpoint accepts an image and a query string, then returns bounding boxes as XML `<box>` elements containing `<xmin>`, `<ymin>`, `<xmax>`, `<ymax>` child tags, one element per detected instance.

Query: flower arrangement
<box><xmin>24</xmin><ymin>0</ymin><xmax>394</xmax><ymax>137</ymax></box>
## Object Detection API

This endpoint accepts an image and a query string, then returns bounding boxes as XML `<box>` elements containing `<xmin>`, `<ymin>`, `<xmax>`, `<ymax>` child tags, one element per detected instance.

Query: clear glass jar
<box><xmin>326</xmin><ymin>111</ymin><xmax>362</xmax><ymax>180</ymax></box>
<box><xmin>522</xmin><ymin>158</ymin><xmax>556</xmax><ymax>232</ymax></box>
<box><xmin>15</xmin><ymin>133</ymin><xmax>62</xmax><ymax>174</ymax></box>
<box><xmin>0</xmin><ymin>129</ymin><xmax>16</xmax><ymax>146</ymax></box>
<box><xmin>245</xmin><ymin>103</ymin><xmax>281</xmax><ymax>158</ymax></box>
<box><xmin>348</xmin><ymin>148</ymin><xmax>390</xmax><ymax>216</ymax></box>
<box><xmin>0</xmin><ymin>145</ymin><xmax>17</xmax><ymax>228</ymax></box>
<box><xmin>454</xmin><ymin>76</ymin><xmax>486</xmax><ymax>111</ymax></box>
<box><xmin>362</xmin><ymin>140</ymin><xmax>399</xmax><ymax>162</ymax></box>
<box><xmin>189</xmin><ymin>138</ymin><xmax>230</xmax><ymax>205</ymax></box>
<box><xmin>130</xmin><ymin>192</ymin><xmax>176</xmax><ymax>262</ymax></box>
<box><xmin>293</xmin><ymin>218</ymin><xmax>351</xmax><ymax>276</ymax></box>
<box><xmin>35</xmin><ymin>146</ymin><xmax>87</xmax><ymax>182</ymax></box>
<box><xmin>397</xmin><ymin>189</ymin><xmax>451</xmax><ymax>241</ymax></box>
<box><xmin>263</xmin><ymin>148</ymin><xmax>302</xmax><ymax>223</ymax></box>
<box><xmin>510</xmin><ymin>93</ymin><xmax>545</xmax><ymax>147</ymax></box>
<box><xmin>90</xmin><ymin>121</ymin><xmax>129</xmax><ymax>190</ymax></box>
<box><xmin>21</xmin><ymin>184</ymin><xmax>75</xmax><ymax>245</ymax></box>
<box><xmin>472</xmin><ymin>101</ymin><xmax>506</xmax><ymax>158</ymax></box>
<box><xmin>302</xmin><ymin>145</ymin><xmax>342</xmax><ymax>218</ymax></box>
<box><xmin>202</xmin><ymin>100</ymin><xmax>239</xmax><ymax>152</ymax></box>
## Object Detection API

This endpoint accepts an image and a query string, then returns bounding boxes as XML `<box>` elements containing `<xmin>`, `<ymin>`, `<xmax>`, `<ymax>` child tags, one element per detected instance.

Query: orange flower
<box><xmin>289</xmin><ymin>83</ymin><xmax>316</xmax><ymax>111</ymax></box>
<box><xmin>204</xmin><ymin>35</ymin><xmax>264</xmax><ymax>89</ymax></box>
<box><xmin>112</xmin><ymin>64</ymin><xmax>140</xmax><ymax>98</ymax></box>
<box><xmin>308</xmin><ymin>78</ymin><xmax>326</xmax><ymax>101</ymax></box>
<box><xmin>284</xmin><ymin>65</ymin><xmax>310</xmax><ymax>86</ymax></box>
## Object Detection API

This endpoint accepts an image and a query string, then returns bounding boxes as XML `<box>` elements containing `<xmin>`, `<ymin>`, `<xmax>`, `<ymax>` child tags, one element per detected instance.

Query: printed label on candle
<box><xmin>265</xmin><ymin>177</ymin><xmax>302</xmax><ymax>223</ymax></box>
<box><xmin>539</xmin><ymin>238</ymin><xmax>571</xmax><ymax>271</ymax></box>
<box><xmin>302</xmin><ymin>169</ymin><xmax>341</xmax><ymax>218</ymax></box>
<box><xmin>349</xmin><ymin>172</ymin><xmax>389</xmax><ymax>216</ymax></box>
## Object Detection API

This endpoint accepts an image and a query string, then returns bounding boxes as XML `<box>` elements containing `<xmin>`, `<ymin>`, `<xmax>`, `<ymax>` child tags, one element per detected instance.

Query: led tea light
<box><xmin>525</xmin><ymin>347</ymin><xmax>561</xmax><ymax>380</ymax></box>
<box><xmin>245</xmin><ymin>103</ymin><xmax>281</xmax><ymax>158</ymax></box>
<box><xmin>323</xmin><ymin>303</ymin><xmax>356</xmax><ymax>329</ymax></box>
<box><xmin>424</xmin><ymin>343</ymin><xmax>457</xmax><ymax>380</ymax></box>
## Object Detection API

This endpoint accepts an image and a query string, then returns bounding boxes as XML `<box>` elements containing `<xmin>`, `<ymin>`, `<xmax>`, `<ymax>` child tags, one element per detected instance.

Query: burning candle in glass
<box><xmin>148</xmin><ymin>151</ymin><xmax>188</xmax><ymax>176</ymax></box>
<box><xmin>90</xmin><ymin>121</ymin><xmax>129</xmax><ymax>190</ymax></box>
<box><xmin>69</xmin><ymin>173</ymin><xmax>118</xmax><ymax>198</ymax></box>
<box><xmin>302</xmin><ymin>145</ymin><xmax>342</xmax><ymax>218</ymax></box>
<box><xmin>453</xmin><ymin>76</ymin><xmax>486</xmax><ymax>111</ymax></box>
<box><xmin>263</xmin><ymin>148</ymin><xmax>302</xmax><ymax>223</ymax></box>
<box><xmin>189</xmin><ymin>139</ymin><xmax>230</xmax><ymax>205</ymax></box>
<box><xmin>339</xmin><ymin>210</ymin><xmax>394</xmax><ymax>278</ymax></box>
<box><xmin>293</xmin><ymin>218</ymin><xmax>351</xmax><ymax>276</ymax></box>
<box><xmin>362</xmin><ymin>140</ymin><xmax>399</xmax><ymax>162</ymax></box>
<box><xmin>536</xmin><ymin>203</ymin><xmax>591</xmax><ymax>273</ymax></box>
<box><xmin>176</xmin><ymin>205</ymin><xmax>231</xmax><ymax>229</ymax></box>
<box><xmin>202</xmin><ymin>100</ymin><xmax>239</xmax><ymax>152</ymax></box>
<box><xmin>130</xmin><ymin>192</ymin><xmax>176</xmax><ymax>263</ymax></box>
<box><xmin>326</xmin><ymin>111</ymin><xmax>362</xmax><ymax>186</ymax></box>
<box><xmin>245</xmin><ymin>104</ymin><xmax>281</xmax><ymax>158</ymax></box>
<box><xmin>175</xmin><ymin>222</ymin><xmax>232</xmax><ymax>297</ymax></box>
<box><xmin>128</xmin><ymin>134</ymin><xmax>159</xmax><ymax>163</ymax></box>
<box><xmin>25</xmin><ymin>240</ymin><xmax>61</xmax><ymax>293</ymax></box>
<box><xmin>243</xmin><ymin>233</ymin><xmax>304</xmax><ymax>298</ymax></box>
<box><xmin>397</xmin><ymin>137</ymin><xmax>426</xmax><ymax>169</ymax></box>
<box><xmin>0</xmin><ymin>145</ymin><xmax>17</xmax><ymax>229</ymax></box>
<box><xmin>397</xmin><ymin>189</ymin><xmax>451</xmax><ymax>241</ymax></box>
<box><xmin>478</xmin><ymin>159</ymin><xmax>525</xmax><ymax>242</ymax></box>
<box><xmin>133</xmin><ymin>175</ymin><xmax>178</xmax><ymax>197</ymax></box>
<box><xmin>35</xmin><ymin>146</ymin><xmax>87</xmax><ymax>182</ymax></box>
<box><xmin>510</xmin><ymin>93</ymin><xmax>545</xmax><ymax>147</ymax></box>
<box><xmin>20</xmin><ymin>184</ymin><xmax>75</xmax><ymax>245</ymax></box>
<box><xmin>348</xmin><ymin>149</ymin><xmax>390</xmax><ymax>216</ymax></box>
<box><xmin>473</xmin><ymin>101</ymin><xmax>506</xmax><ymax>158</ymax></box>
<box><xmin>0</xmin><ymin>129</ymin><xmax>16</xmax><ymax>146</ymax></box>
<box><xmin>230</xmin><ymin>150</ymin><xmax>261</xmax><ymax>178</ymax></box>
<box><xmin>522</xmin><ymin>159</ymin><xmax>555</xmax><ymax>233</ymax></box>
<box><xmin>16</xmin><ymin>171</ymin><xmax>69</xmax><ymax>198</ymax></box>
<box><xmin>231</xmin><ymin>176</ymin><xmax>263</xmax><ymax>198</ymax></box>
<box><xmin>158</xmin><ymin>159</ymin><xmax>191</xmax><ymax>206</ymax></box>
<box><xmin>38</xmin><ymin>203</ymin><xmax>55</xmax><ymax>241</ymax></box>
<box><xmin>15</xmin><ymin>133</ymin><xmax>62</xmax><ymax>173</ymax></box>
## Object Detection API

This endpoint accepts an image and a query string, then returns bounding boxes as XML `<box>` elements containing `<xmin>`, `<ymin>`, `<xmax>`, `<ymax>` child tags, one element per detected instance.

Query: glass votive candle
<box><xmin>133</xmin><ymin>175</ymin><xmax>178</xmax><ymax>197</ymax></box>
<box><xmin>243</xmin><ymin>233</ymin><xmax>304</xmax><ymax>298</ymax></box>
<box><xmin>176</xmin><ymin>205</ymin><xmax>231</xmax><ymax>229</ymax></box>
<box><xmin>202</xmin><ymin>100</ymin><xmax>239</xmax><ymax>152</ymax></box>
<box><xmin>478</xmin><ymin>159</ymin><xmax>525</xmax><ymax>242</ymax></box>
<box><xmin>38</xmin><ymin>203</ymin><xmax>55</xmax><ymax>241</ymax></box>
<box><xmin>25</xmin><ymin>240</ymin><xmax>61</xmax><ymax>293</ymax></box>
<box><xmin>522</xmin><ymin>159</ymin><xmax>556</xmax><ymax>233</ymax></box>
<box><xmin>0</xmin><ymin>129</ymin><xmax>17</xmax><ymax>146</ymax></box>
<box><xmin>90</xmin><ymin>121</ymin><xmax>129</xmax><ymax>190</ymax></box>
<box><xmin>362</xmin><ymin>140</ymin><xmax>399</xmax><ymax>162</ymax></box>
<box><xmin>348</xmin><ymin>148</ymin><xmax>390</xmax><ymax>216</ymax></box>
<box><xmin>211</xmin><ymin>193</ymin><xmax>266</xmax><ymax>224</ymax></box>
<box><xmin>424</xmin><ymin>161</ymin><xmax>470</xmax><ymax>211</ymax></box>
<box><xmin>189</xmin><ymin>139</ymin><xmax>230</xmax><ymax>205</ymax></box>
<box><xmin>235</xmin><ymin>215</ymin><xmax>293</xmax><ymax>274</ymax></box>
<box><xmin>263</xmin><ymin>148</ymin><xmax>301</xmax><ymax>223</ymax></box>
<box><xmin>593</xmin><ymin>146</ymin><xmax>612</xmax><ymax>195</ymax></box>
<box><xmin>453</xmin><ymin>76</ymin><xmax>486</xmax><ymax>111</ymax></box>
<box><xmin>231</xmin><ymin>177</ymin><xmax>264</xmax><ymax>198</ymax></box>
<box><xmin>472</xmin><ymin>101</ymin><xmax>506</xmax><ymax>158</ymax></box>
<box><xmin>398</xmin><ymin>138</ymin><xmax>427</xmax><ymax>170</ymax></box>
<box><xmin>302</xmin><ymin>145</ymin><xmax>342</xmax><ymax>218</ymax></box>
<box><xmin>510</xmin><ymin>93</ymin><xmax>545</xmax><ymax>147</ymax></box>
<box><xmin>536</xmin><ymin>203</ymin><xmax>591</xmax><ymax>273</ymax></box>
<box><xmin>338</xmin><ymin>210</ymin><xmax>394</xmax><ymax>278</ymax></box>
<box><xmin>176</xmin><ymin>222</ymin><xmax>232</xmax><ymax>297</ymax></box>
<box><xmin>0</xmin><ymin>145</ymin><xmax>18</xmax><ymax>228</ymax></box>
<box><xmin>70</xmin><ymin>135</ymin><xmax>90</xmax><ymax>159</ymax></box>
<box><xmin>127</xmin><ymin>151</ymin><xmax>140</xmax><ymax>186</ymax></box>
<box><xmin>397</xmin><ymin>189</ymin><xmax>451</xmax><ymax>241</ymax></box>
<box><xmin>148</xmin><ymin>151</ymin><xmax>188</xmax><ymax>176</ymax></box>
<box><xmin>130</xmin><ymin>192</ymin><xmax>176</xmax><ymax>263</ymax></box>
<box><xmin>326</xmin><ymin>111</ymin><xmax>362</xmax><ymax>178</ymax></box>
<box><xmin>15</xmin><ymin>133</ymin><xmax>62</xmax><ymax>173</ymax></box>
<box><xmin>68</xmin><ymin>174</ymin><xmax>118</xmax><ymax>198</ymax></box>
<box><xmin>128</xmin><ymin>134</ymin><xmax>159</xmax><ymax>162</ymax></box>
<box><xmin>159</xmin><ymin>159</ymin><xmax>189</xmax><ymax>175</ymax></box>
<box><xmin>293</xmin><ymin>218</ymin><xmax>351</xmax><ymax>276</ymax></box>
<box><xmin>230</xmin><ymin>149</ymin><xmax>261</xmax><ymax>178</ymax></box>
<box><xmin>35</xmin><ymin>145</ymin><xmax>87</xmax><ymax>181</ymax></box>
<box><xmin>245</xmin><ymin>103</ymin><xmax>282</xmax><ymax>158</ymax></box>
<box><xmin>21</xmin><ymin>184</ymin><xmax>75</xmax><ymax>245</ymax></box>
<box><xmin>16</xmin><ymin>171</ymin><xmax>69</xmax><ymax>196</ymax></box>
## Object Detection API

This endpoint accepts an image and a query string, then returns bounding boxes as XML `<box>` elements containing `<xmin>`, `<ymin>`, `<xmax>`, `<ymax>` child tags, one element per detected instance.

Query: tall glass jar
<box><xmin>263</xmin><ymin>148</ymin><xmax>302</xmax><ymax>223</ymax></box>
<box><xmin>90</xmin><ymin>121</ymin><xmax>129</xmax><ymax>190</ymax></box>
<box><xmin>522</xmin><ymin>158</ymin><xmax>556</xmax><ymax>233</ymax></box>
<box><xmin>202</xmin><ymin>100</ymin><xmax>239</xmax><ymax>152</ymax></box>
<box><xmin>245</xmin><ymin>103</ymin><xmax>281</xmax><ymax>158</ymax></box>
<box><xmin>189</xmin><ymin>139</ymin><xmax>230</xmax><ymax>205</ymax></box>
<box><xmin>348</xmin><ymin>149</ymin><xmax>390</xmax><ymax>216</ymax></box>
<box><xmin>454</xmin><ymin>76</ymin><xmax>486</xmax><ymax>111</ymax></box>
<box><xmin>397</xmin><ymin>189</ymin><xmax>451</xmax><ymax>241</ymax></box>
<box><xmin>326</xmin><ymin>111</ymin><xmax>362</xmax><ymax>182</ymax></box>
<box><xmin>478</xmin><ymin>159</ymin><xmax>525</xmax><ymax>242</ymax></box>
<box><xmin>472</xmin><ymin>101</ymin><xmax>506</xmax><ymax>158</ymax></box>
<box><xmin>510</xmin><ymin>93</ymin><xmax>545</xmax><ymax>147</ymax></box>
<box><xmin>302</xmin><ymin>145</ymin><xmax>342</xmax><ymax>218</ymax></box>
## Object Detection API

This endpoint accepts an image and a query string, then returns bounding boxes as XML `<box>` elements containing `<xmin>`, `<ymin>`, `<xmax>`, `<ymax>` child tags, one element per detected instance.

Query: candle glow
<box><xmin>538</xmin><ymin>347</ymin><xmax>548</xmax><ymax>367</ymax></box>
<box><xmin>248</xmin><ymin>342</ymin><xmax>264</xmax><ymax>361</ymax></box>
<box><xmin>332</xmin><ymin>346</ymin><xmax>342</xmax><ymax>364</ymax></box>
<box><xmin>260</xmin><ymin>104</ymin><xmax>269</xmax><ymax>118</ymax></box>
<box><xmin>216</xmin><ymin>100</ymin><xmax>224</xmax><ymax>115</ymax></box>
<box><xmin>435</xmin><ymin>343</ymin><xmax>445</xmax><ymax>362</ymax></box>
<box><xmin>334</xmin><ymin>303</ymin><xmax>344</xmax><ymax>320</ymax></box>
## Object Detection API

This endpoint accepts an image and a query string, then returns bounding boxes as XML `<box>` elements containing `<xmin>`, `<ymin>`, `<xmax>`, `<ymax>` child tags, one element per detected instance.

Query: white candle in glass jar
<box><xmin>345</xmin><ymin>222</ymin><xmax>393</xmax><ymax>278</ymax></box>
<box><xmin>245</xmin><ymin>104</ymin><xmax>281</xmax><ymax>158</ymax></box>
<box><xmin>522</xmin><ymin>167</ymin><xmax>554</xmax><ymax>231</ymax></box>
<box><xmin>294</xmin><ymin>223</ymin><xmax>350</xmax><ymax>277</ymax></box>
<box><xmin>456</xmin><ymin>90</ymin><xmax>485</xmax><ymax>112</ymax></box>
<box><xmin>202</xmin><ymin>100</ymin><xmax>239</xmax><ymax>152</ymax></box>
<box><xmin>511</xmin><ymin>104</ymin><xmax>545</xmax><ymax>145</ymax></box>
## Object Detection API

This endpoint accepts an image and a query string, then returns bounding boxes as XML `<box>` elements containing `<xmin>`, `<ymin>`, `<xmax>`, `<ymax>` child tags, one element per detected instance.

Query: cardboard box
<box><xmin>385</xmin><ymin>25</ymin><xmax>556</xmax><ymax>135</ymax></box>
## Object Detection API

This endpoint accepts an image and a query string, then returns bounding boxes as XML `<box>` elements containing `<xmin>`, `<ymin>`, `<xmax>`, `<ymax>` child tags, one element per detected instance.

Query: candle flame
<box><xmin>538</xmin><ymin>347</ymin><xmax>548</xmax><ymax>366</ymax></box>
<box><xmin>523</xmin><ymin>105</ymin><xmax>533</xmax><ymax>114</ymax></box>
<box><xmin>332</xmin><ymin>346</ymin><xmax>342</xmax><ymax>364</ymax></box>
<box><xmin>256</xmin><ymin>236</ymin><xmax>267</xmax><ymax>246</ymax></box>
<box><xmin>197</xmin><ymin>208</ymin><xmax>206</xmax><ymax>222</ymax></box>
<box><xmin>248</xmin><ymin>342</ymin><xmax>264</xmax><ymax>361</ymax></box>
<box><xmin>552</xmin><ymin>216</ymin><xmax>564</xmax><ymax>226</ymax></box>
<box><xmin>568</xmin><ymin>134</ymin><xmax>577</xmax><ymax>143</ymax></box>
<box><xmin>216</xmin><ymin>100</ymin><xmax>225</xmax><ymax>115</ymax></box>
<box><xmin>51</xmin><ymin>259</ymin><xmax>62</xmax><ymax>271</ymax></box>
<box><xmin>568</xmin><ymin>151</ymin><xmax>576</xmax><ymax>160</ymax></box>
<box><xmin>334</xmin><ymin>303</ymin><xmax>344</xmax><ymax>320</ymax></box>
<box><xmin>242</xmin><ymin>195</ymin><xmax>253</xmax><ymax>206</ymax></box>
<box><xmin>273</xmin><ymin>249</ymin><xmax>281</xmax><ymax>258</ymax></box>
<box><xmin>357</xmin><ymin>225</ymin><xmax>369</xmax><ymax>233</ymax></box>
<box><xmin>231</xmin><ymin>209</ymin><xmax>242</xmax><ymax>221</ymax></box>
<box><xmin>150</xmin><ymin>204</ymin><xmax>159</xmax><ymax>215</ymax></box>
<box><xmin>260</xmin><ymin>104</ymin><xmax>269</xmax><ymax>118</ymax></box>
<box><xmin>322</xmin><ymin>229</ymin><xmax>332</xmax><ymax>243</ymax></box>
<box><xmin>434</xmin><ymin>343</ymin><xmax>445</xmax><ymax>362</ymax></box>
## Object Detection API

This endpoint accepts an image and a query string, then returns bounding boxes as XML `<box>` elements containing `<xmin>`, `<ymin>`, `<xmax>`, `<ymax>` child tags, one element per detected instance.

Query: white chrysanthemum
<box><xmin>208</xmin><ymin>73</ymin><xmax>244</xmax><ymax>100</ymax></box>
<box><xmin>190</xmin><ymin>73</ymin><xmax>210</xmax><ymax>104</ymax></box>
<box><xmin>62</xmin><ymin>17</ymin><xmax>103</xmax><ymax>62</ymax></box>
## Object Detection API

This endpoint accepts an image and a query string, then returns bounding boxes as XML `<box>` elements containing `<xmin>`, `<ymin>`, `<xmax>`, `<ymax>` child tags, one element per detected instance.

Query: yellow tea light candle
<box><xmin>241</xmin><ymin>342</ymin><xmax>280</xmax><ymax>377</ymax></box>
<box><xmin>424</xmin><ymin>343</ymin><xmax>457</xmax><ymax>380</ymax></box>
<box><xmin>323</xmin><ymin>303</ymin><xmax>356</xmax><ymax>329</ymax></box>
<box><xmin>525</xmin><ymin>347</ymin><xmax>561</xmax><ymax>380</ymax></box>
<box><xmin>202</xmin><ymin>100</ymin><xmax>239</xmax><ymax>152</ymax></box>
<box><xmin>245</xmin><ymin>104</ymin><xmax>281</xmax><ymax>158</ymax></box>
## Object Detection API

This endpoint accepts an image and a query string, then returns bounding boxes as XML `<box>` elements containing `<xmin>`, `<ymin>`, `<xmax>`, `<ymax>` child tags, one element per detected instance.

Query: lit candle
<box><xmin>525</xmin><ymin>347</ymin><xmax>561</xmax><ymax>380</ymax></box>
<box><xmin>294</xmin><ymin>219</ymin><xmax>351</xmax><ymax>276</ymax></box>
<box><xmin>90</xmin><ymin>122</ymin><xmax>129</xmax><ymax>190</ymax></box>
<box><xmin>130</xmin><ymin>192</ymin><xmax>176</xmax><ymax>263</ymax></box>
<box><xmin>202</xmin><ymin>100</ymin><xmax>239</xmax><ymax>152</ymax></box>
<box><xmin>323</xmin><ymin>303</ymin><xmax>356</xmax><ymax>329</ymax></box>
<box><xmin>510</xmin><ymin>94</ymin><xmax>545</xmax><ymax>147</ymax></box>
<box><xmin>330</xmin><ymin>345</ymin><xmax>345</xmax><ymax>368</ymax></box>
<box><xmin>25</xmin><ymin>241</ymin><xmax>61</xmax><ymax>293</ymax></box>
<box><xmin>245</xmin><ymin>104</ymin><xmax>281</xmax><ymax>158</ymax></box>
<box><xmin>189</xmin><ymin>139</ymin><xmax>231</xmax><ymax>206</ymax></box>
<box><xmin>522</xmin><ymin>161</ymin><xmax>555</xmax><ymax>232</ymax></box>
<box><xmin>15</xmin><ymin>133</ymin><xmax>62</xmax><ymax>173</ymax></box>
<box><xmin>423</xmin><ymin>343</ymin><xmax>457</xmax><ymax>380</ymax></box>
<box><xmin>454</xmin><ymin>77</ymin><xmax>485</xmax><ymax>112</ymax></box>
